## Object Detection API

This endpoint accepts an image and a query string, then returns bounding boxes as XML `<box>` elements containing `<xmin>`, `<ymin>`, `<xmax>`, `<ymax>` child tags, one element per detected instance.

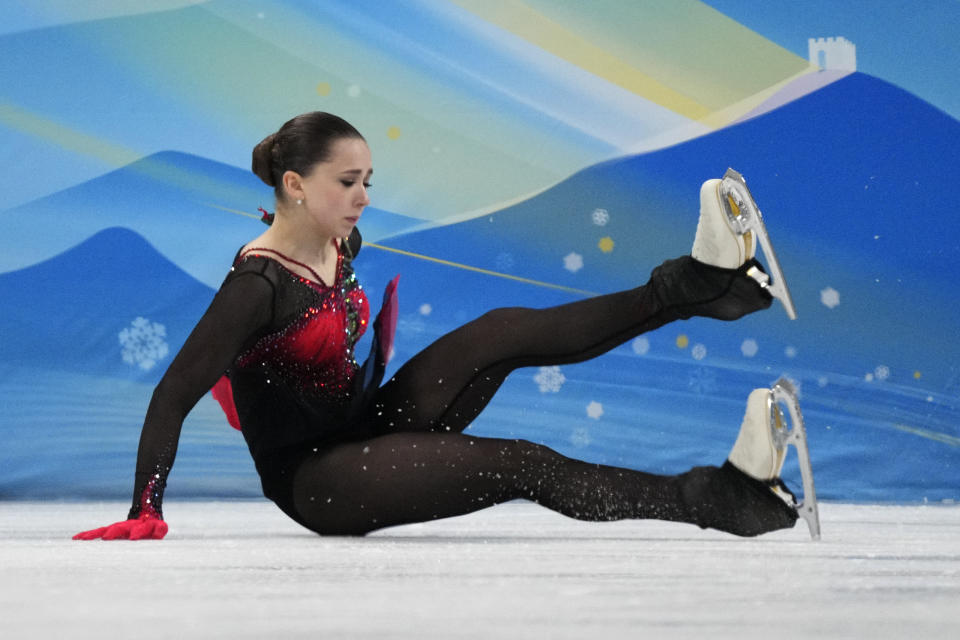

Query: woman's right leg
<box><xmin>288</xmin><ymin>430</ymin><xmax>797</xmax><ymax>537</ymax></box>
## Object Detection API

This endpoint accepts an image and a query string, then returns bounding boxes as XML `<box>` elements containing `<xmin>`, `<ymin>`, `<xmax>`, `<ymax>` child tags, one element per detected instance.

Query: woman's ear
<box><xmin>281</xmin><ymin>170</ymin><xmax>304</xmax><ymax>201</ymax></box>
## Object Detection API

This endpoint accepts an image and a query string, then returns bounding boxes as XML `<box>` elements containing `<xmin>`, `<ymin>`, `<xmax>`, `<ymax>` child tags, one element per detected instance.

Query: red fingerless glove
<box><xmin>73</xmin><ymin>476</ymin><xmax>167</xmax><ymax>540</ymax></box>
<box><xmin>73</xmin><ymin>515</ymin><xmax>168</xmax><ymax>541</ymax></box>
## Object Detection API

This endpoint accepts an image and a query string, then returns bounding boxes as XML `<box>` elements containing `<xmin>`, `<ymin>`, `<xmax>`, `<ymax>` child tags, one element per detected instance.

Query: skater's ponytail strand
<box><xmin>251</xmin><ymin>112</ymin><xmax>366</xmax><ymax>200</ymax></box>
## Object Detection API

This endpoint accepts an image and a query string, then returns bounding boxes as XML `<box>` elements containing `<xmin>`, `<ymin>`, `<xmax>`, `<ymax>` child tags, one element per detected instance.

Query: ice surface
<box><xmin>1</xmin><ymin>501</ymin><xmax>958</xmax><ymax>639</ymax></box>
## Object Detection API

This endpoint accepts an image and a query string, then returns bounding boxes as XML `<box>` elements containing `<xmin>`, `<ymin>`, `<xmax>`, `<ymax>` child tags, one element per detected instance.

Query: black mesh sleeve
<box><xmin>126</xmin><ymin>268</ymin><xmax>275</xmax><ymax>519</ymax></box>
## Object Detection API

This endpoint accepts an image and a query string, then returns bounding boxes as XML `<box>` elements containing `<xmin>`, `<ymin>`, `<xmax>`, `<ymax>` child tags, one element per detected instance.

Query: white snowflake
<box><xmin>533</xmin><ymin>366</ymin><xmax>566</xmax><ymax>393</ymax></box>
<box><xmin>785</xmin><ymin>346</ymin><xmax>798</xmax><ymax>358</ymax></box>
<box><xmin>875</xmin><ymin>365</ymin><xmax>890</xmax><ymax>381</ymax></box>
<box><xmin>691</xmin><ymin>343</ymin><xmax>707</xmax><ymax>361</ymax></box>
<box><xmin>586</xmin><ymin>401</ymin><xmax>604</xmax><ymax>419</ymax></box>
<box><xmin>419</xmin><ymin>303</ymin><xmax>433</xmax><ymax>316</ymax></box>
<box><xmin>687</xmin><ymin>367</ymin><xmax>718</xmax><ymax>396</ymax></box>
<box><xmin>591</xmin><ymin>208</ymin><xmax>610</xmax><ymax>226</ymax></box>
<box><xmin>495</xmin><ymin>252</ymin><xmax>515</xmax><ymax>271</ymax></box>
<box><xmin>119</xmin><ymin>317</ymin><xmax>169</xmax><ymax>371</ymax></box>
<box><xmin>347</xmin><ymin>84</ymin><xmax>362</xmax><ymax>98</ymax></box>
<box><xmin>820</xmin><ymin>287</ymin><xmax>840</xmax><ymax>309</ymax></box>
<box><xmin>569</xmin><ymin>427</ymin><xmax>591</xmax><ymax>447</ymax></box>
<box><xmin>817</xmin><ymin>376</ymin><xmax>829</xmax><ymax>388</ymax></box>
<box><xmin>563</xmin><ymin>252</ymin><xmax>583</xmax><ymax>273</ymax></box>
<box><xmin>632</xmin><ymin>336</ymin><xmax>650</xmax><ymax>355</ymax></box>
<box><xmin>741</xmin><ymin>339</ymin><xmax>759</xmax><ymax>358</ymax></box>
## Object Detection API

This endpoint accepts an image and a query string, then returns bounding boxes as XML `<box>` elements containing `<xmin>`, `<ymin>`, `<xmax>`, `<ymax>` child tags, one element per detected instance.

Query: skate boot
<box><xmin>680</xmin><ymin>379</ymin><xmax>820</xmax><ymax>538</ymax></box>
<box><xmin>727</xmin><ymin>378</ymin><xmax>820</xmax><ymax>539</ymax></box>
<box><xmin>692</xmin><ymin>168</ymin><xmax>797</xmax><ymax>319</ymax></box>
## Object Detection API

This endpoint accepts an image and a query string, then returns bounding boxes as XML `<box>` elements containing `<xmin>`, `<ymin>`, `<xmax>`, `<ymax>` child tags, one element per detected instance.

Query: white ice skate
<box><xmin>691</xmin><ymin>168</ymin><xmax>797</xmax><ymax>320</ymax></box>
<box><xmin>728</xmin><ymin>377</ymin><xmax>820</xmax><ymax>539</ymax></box>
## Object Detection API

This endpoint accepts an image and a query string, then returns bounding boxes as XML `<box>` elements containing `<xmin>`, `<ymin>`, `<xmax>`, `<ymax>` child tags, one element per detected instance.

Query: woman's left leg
<box><xmin>364</xmin><ymin>256</ymin><xmax>772</xmax><ymax>436</ymax></box>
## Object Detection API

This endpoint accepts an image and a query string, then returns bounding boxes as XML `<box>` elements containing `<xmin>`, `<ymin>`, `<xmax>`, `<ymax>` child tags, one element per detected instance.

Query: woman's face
<box><xmin>288</xmin><ymin>137</ymin><xmax>373</xmax><ymax>238</ymax></box>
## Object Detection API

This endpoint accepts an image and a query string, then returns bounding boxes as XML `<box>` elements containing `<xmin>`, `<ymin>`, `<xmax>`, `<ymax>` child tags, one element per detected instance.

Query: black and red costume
<box><xmin>125</xmin><ymin>228</ymin><xmax>796</xmax><ymax>537</ymax></box>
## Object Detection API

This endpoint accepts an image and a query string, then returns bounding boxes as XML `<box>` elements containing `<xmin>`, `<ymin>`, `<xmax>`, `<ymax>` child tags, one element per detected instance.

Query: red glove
<box><xmin>73</xmin><ymin>515</ymin><xmax>168</xmax><ymax>541</ymax></box>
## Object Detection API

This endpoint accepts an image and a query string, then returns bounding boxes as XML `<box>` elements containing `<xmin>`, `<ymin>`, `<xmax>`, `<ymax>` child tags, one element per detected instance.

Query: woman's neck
<box><xmin>254</xmin><ymin>211</ymin><xmax>338</xmax><ymax>265</ymax></box>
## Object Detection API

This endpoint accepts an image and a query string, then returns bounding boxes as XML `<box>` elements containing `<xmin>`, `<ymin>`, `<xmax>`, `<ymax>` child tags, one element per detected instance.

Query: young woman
<box><xmin>75</xmin><ymin>112</ymin><xmax>810</xmax><ymax>541</ymax></box>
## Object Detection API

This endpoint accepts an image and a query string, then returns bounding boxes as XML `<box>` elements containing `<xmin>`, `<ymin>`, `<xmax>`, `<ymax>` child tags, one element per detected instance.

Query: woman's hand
<box><xmin>73</xmin><ymin>515</ymin><xmax>168</xmax><ymax>540</ymax></box>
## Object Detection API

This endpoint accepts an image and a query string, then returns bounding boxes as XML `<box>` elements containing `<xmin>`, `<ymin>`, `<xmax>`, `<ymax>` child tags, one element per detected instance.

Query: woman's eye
<box><xmin>363</xmin><ymin>183</ymin><xmax>372</xmax><ymax>189</ymax></box>
<box><xmin>340</xmin><ymin>180</ymin><xmax>355</xmax><ymax>187</ymax></box>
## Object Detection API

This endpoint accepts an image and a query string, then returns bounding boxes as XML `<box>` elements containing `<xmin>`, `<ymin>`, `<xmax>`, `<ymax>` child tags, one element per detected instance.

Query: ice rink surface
<box><xmin>1</xmin><ymin>500</ymin><xmax>958</xmax><ymax>639</ymax></box>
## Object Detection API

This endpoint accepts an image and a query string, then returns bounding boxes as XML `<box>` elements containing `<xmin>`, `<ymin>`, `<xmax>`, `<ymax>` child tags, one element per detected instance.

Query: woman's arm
<box><xmin>74</xmin><ymin>268</ymin><xmax>275</xmax><ymax>540</ymax></box>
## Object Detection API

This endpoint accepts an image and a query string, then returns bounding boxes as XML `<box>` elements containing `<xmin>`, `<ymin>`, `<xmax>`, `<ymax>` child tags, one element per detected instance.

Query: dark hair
<box><xmin>251</xmin><ymin>112</ymin><xmax>365</xmax><ymax>200</ymax></box>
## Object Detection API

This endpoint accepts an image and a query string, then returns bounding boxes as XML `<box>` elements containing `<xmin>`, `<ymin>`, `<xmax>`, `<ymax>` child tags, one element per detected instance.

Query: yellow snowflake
<box><xmin>597</xmin><ymin>236</ymin><xmax>614</xmax><ymax>253</ymax></box>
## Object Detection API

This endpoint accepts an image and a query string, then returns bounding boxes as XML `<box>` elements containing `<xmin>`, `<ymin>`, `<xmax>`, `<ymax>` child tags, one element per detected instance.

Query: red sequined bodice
<box><xmin>234</xmin><ymin>246</ymin><xmax>369</xmax><ymax>401</ymax></box>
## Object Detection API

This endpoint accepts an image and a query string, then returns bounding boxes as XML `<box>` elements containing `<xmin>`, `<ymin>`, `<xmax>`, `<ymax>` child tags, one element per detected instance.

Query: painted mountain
<box><xmin>2</xmin><ymin>73</ymin><xmax>957</xmax><ymax>503</ymax></box>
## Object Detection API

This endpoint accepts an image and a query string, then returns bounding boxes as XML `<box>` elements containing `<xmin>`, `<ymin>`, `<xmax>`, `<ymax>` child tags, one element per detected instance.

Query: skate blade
<box><xmin>770</xmin><ymin>377</ymin><xmax>821</xmax><ymax>540</ymax></box>
<box><xmin>720</xmin><ymin>168</ymin><xmax>798</xmax><ymax>320</ymax></box>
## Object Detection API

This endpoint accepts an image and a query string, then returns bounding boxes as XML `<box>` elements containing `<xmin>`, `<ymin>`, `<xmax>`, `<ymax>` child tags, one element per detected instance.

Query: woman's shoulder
<box><xmin>222</xmin><ymin>249</ymin><xmax>284</xmax><ymax>291</ymax></box>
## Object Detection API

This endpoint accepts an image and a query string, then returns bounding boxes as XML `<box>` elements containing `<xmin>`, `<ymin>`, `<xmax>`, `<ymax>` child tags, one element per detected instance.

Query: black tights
<box><xmin>290</xmin><ymin>257</ymin><xmax>788</xmax><ymax>536</ymax></box>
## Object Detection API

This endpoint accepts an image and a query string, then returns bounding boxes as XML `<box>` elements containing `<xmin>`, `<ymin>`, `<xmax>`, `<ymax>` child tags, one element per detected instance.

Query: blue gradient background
<box><xmin>1</xmin><ymin>1</ymin><xmax>958</xmax><ymax>504</ymax></box>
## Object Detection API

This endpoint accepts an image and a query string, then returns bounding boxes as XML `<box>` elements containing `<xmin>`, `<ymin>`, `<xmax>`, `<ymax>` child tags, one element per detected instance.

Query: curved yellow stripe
<box><xmin>203</xmin><ymin>202</ymin><xmax>261</xmax><ymax>220</ymax></box>
<box><xmin>892</xmin><ymin>424</ymin><xmax>960</xmax><ymax>448</ymax></box>
<box><xmin>449</xmin><ymin>0</ymin><xmax>712</xmax><ymax>120</ymax></box>
<box><xmin>0</xmin><ymin>101</ymin><xmax>138</xmax><ymax>166</ymax></box>
<box><xmin>203</xmin><ymin>203</ymin><xmax>597</xmax><ymax>296</ymax></box>
<box><xmin>364</xmin><ymin>242</ymin><xmax>598</xmax><ymax>296</ymax></box>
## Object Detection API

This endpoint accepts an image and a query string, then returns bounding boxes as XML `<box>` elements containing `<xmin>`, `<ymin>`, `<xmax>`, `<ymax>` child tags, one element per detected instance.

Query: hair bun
<box><xmin>251</xmin><ymin>132</ymin><xmax>279</xmax><ymax>187</ymax></box>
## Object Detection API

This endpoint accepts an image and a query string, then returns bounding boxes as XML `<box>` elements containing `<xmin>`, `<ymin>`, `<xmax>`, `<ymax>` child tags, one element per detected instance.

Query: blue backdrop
<box><xmin>2</xmin><ymin>1</ymin><xmax>958</xmax><ymax>504</ymax></box>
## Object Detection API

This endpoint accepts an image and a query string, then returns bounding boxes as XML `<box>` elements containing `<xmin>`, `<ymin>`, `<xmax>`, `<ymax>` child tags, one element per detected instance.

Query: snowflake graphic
<box><xmin>820</xmin><ymin>287</ymin><xmax>840</xmax><ymax>309</ymax></box>
<box><xmin>597</xmin><ymin>237</ymin><xmax>615</xmax><ymax>253</ymax></box>
<box><xmin>632</xmin><ymin>336</ymin><xmax>650</xmax><ymax>355</ymax></box>
<box><xmin>563</xmin><ymin>252</ymin><xmax>583</xmax><ymax>273</ymax></box>
<box><xmin>119</xmin><ymin>317</ymin><xmax>169</xmax><ymax>371</ymax></box>
<box><xmin>495</xmin><ymin>252</ymin><xmax>516</xmax><ymax>272</ymax></box>
<box><xmin>691</xmin><ymin>343</ymin><xmax>707</xmax><ymax>361</ymax></box>
<box><xmin>534</xmin><ymin>366</ymin><xmax>566</xmax><ymax>393</ymax></box>
<box><xmin>741</xmin><ymin>339</ymin><xmax>759</xmax><ymax>358</ymax></box>
<box><xmin>687</xmin><ymin>367</ymin><xmax>718</xmax><ymax>396</ymax></box>
<box><xmin>591</xmin><ymin>208</ymin><xmax>610</xmax><ymax>226</ymax></box>
<box><xmin>874</xmin><ymin>365</ymin><xmax>890</xmax><ymax>381</ymax></box>
<box><xmin>570</xmin><ymin>427</ymin><xmax>592</xmax><ymax>447</ymax></box>
<box><xmin>586</xmin><ymin>401</ymin><xmax>604</xmax><ymax>419</ymax></box>
<box><xmin>419</xmin><ymin>303</ymin><xmax>433</xmax><ymax>316</ymax></box>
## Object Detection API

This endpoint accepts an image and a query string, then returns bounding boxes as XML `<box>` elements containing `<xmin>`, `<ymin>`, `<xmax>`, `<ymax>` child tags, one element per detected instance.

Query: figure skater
<box><xmin>75</xmin><ymin>111</ymin><xmax>818</xmax><ymax>541</ymax></box>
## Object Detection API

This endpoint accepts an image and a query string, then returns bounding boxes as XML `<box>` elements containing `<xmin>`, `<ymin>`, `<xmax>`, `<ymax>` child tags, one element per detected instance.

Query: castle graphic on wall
<box><xmin>808</xmin><ymin>36</ymin><xmax>857</xmax><ymax>71</ymax></box>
